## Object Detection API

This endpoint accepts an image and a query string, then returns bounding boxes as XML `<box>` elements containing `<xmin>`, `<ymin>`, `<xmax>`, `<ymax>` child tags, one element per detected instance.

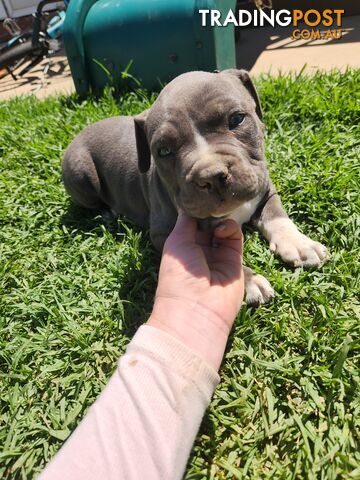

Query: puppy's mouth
<box><xmin>174</xmin><ymin>157</ymin><xmax>264</xmax><ymax>219</ymax></box>
<box><xmin>177</xmin><ymin>187</ymin><xmax>258</xmax><ymax>220</ymax></box>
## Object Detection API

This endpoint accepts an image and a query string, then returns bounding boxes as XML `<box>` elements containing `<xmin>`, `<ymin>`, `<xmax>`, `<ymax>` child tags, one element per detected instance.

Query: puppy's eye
<box><xmin>158</xmin><ymin>147</ymin><xmax>172</xmax><ymax>157</ymax></box>
<box><xmin>228</xmin><ymin>112</ymin><xmax>245</xmax><ymax>130</ymax></box>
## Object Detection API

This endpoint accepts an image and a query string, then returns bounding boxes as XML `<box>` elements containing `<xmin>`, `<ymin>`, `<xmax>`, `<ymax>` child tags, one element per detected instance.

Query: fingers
<box><xmin>169</xmin><ymin>214</ymin><xmax>242</xmax><ymax>252</ymax></box>
<box><xmin>211</xmin><ymin>220</ymin><xmax>243</xmax><ymax>259</ymax></box>
<box><xmin>169</xmin><ymin>210</ymin><xmax>197</xmax><ymax>243</ymax></box>
<box><xmin>214</xmin><ymin>219</ymin><xmax>243</xmax><ymax>241</ymax></box>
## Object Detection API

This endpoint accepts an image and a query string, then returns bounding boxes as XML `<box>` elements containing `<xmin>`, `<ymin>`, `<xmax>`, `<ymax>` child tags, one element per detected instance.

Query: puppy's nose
<box><xmin>193</xmin><ymin>167</ymin><xmax>229</xmax><ymax>192</ymax></box>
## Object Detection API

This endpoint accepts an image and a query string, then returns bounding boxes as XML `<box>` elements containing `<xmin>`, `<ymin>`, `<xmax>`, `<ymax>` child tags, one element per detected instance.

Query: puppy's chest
<box><xmin>228</xmin><ymin>194</ymin><xmax>262</xmax><ymax>226</ymax></box>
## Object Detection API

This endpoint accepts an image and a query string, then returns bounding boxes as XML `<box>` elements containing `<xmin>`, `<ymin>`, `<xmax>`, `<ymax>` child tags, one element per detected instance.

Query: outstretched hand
<box><xmin>148</xmin><ymin>212</ymin><xmax>244</xmax><ymax>370</ymax></box>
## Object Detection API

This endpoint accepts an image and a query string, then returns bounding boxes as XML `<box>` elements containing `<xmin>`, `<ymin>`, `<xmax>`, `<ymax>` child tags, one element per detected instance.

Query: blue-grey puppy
<box><xmin>62</xmin><ymin>69</ymin><xmax>328</xmax><ymax>305</ymax></box>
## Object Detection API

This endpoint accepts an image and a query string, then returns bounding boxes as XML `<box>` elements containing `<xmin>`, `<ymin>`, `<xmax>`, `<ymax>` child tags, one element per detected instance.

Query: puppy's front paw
<box><xmin>268</xmin><ymin>219</ymin><xmax>328</xmax><ymax>268</ymax></box>
<box><xmin>244</xmin><ymin>270</ymin><xmax>275</xmax><ymax>306</ymax></box>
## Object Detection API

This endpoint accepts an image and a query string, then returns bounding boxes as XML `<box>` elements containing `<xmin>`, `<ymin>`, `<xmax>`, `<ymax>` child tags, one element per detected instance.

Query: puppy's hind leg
<box><xmin>62</xmin><ymin>146</ymin><xmax>105</xmax><ymax>210</ymax></box>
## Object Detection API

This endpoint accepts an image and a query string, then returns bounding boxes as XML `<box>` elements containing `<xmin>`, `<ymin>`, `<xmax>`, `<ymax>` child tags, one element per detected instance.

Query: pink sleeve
<box><xmin>38</xmin><ymin>325</ymin><xmax>220</xmax><ymax>480</ymax></box>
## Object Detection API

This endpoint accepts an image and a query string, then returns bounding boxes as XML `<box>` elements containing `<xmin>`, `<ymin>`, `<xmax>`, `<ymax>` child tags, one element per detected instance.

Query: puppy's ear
<box><xmin>134</xmin><ymin>110</ymin><xmax>151</xmax><ymax>173</ymax></box>
<box><xmin>223</xmin><ymin>69</ymin><xmax>263</xmax><ymax>121</ymax></box>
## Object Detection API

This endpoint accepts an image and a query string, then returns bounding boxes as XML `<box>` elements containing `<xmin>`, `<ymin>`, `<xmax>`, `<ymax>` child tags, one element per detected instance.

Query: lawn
<box><xmin>0</xmin><ymin>69</ymin><xmax>359</xmax><ymax>479</ymax></box>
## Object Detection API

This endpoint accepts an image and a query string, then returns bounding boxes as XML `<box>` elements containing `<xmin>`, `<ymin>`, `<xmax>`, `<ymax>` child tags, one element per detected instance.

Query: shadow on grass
<box><xmin>61</xmin><ymin>201</ymin><xmax>160</xmax><ymax>339</ymax></box>
<box><xmin>61</xmin><ymin>201</ymin><xmax>146</xmax><ymax>239</ymax></box>
<box><xmin>61</xmin><ymin>201</ymin><xmax>103</xmax><ymax>232</ymax></box>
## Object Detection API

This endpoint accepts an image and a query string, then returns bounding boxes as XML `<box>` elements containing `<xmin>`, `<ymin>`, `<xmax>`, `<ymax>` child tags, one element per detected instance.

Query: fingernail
<box><xmin>216</xmin><ymin>223</ymin><xmax>226</xmax><ymax>231</ymax></box>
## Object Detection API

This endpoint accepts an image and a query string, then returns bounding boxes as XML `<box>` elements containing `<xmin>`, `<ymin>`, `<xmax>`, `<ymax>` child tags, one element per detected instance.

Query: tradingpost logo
<box><xmin>199</xmin><ymin>8</ymin><xmax>345</xmax><ymax>40</ymax></box>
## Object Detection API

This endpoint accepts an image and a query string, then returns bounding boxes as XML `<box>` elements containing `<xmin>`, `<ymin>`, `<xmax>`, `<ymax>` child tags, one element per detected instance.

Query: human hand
<box><xmin>148</xmin><ymin>212</ymin><xmax>244</xmax><ymax>370</ymax></box>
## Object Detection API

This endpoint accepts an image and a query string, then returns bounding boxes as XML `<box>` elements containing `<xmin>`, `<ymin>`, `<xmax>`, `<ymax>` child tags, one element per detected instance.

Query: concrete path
<box><xmin>0</xmin><ymin>50</ymin><xmax>74</xmax><ymax>101</ymax></box>
<box><xmin>0</xmin><ymin>15</ymin><xmax>359</xmax><ymax>101</ymax></box>
<box><xmin>237</xmin><ymin>14</ymin><xmax>360</xmax><ymax>75</ymax></box>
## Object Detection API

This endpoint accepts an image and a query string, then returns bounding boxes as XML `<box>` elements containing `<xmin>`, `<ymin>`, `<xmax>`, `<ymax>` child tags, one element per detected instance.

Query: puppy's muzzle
<box><xmin>186</xmin><ymin>153</ymin><xmax>258</xmax><ymax>199</ymax></box>
<box><xmin>190</xmin><ymin>165</ymin><xmax>230</xmax><ymax>194</ymax></box>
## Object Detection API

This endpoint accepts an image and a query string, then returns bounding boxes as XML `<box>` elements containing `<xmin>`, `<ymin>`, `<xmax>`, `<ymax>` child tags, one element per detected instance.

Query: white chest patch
<box><xmin>228</xmin><ymin>194</ymin><xmax>262</xmax><ymax>226</ymax></box>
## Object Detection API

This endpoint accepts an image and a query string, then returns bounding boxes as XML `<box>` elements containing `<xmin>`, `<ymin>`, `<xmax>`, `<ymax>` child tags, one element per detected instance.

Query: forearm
<box><xmin>38</xmin><ymin>325</ymin><xmax>219</xmax><ymax>480</ymax></box>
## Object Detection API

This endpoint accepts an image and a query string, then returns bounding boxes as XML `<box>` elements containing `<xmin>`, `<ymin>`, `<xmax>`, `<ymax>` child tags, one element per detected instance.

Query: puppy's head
<box><xmin>134</xmin><ymin>69</ymin><xmax>269</xmax><ymax>219</ymax></box>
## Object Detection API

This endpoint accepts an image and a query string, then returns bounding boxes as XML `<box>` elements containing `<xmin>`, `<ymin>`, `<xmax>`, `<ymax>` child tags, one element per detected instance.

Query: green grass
<box><xmin>0</xmin><ymin>70</ymin><xmax>359</xmax><ymax>479</ymax></box>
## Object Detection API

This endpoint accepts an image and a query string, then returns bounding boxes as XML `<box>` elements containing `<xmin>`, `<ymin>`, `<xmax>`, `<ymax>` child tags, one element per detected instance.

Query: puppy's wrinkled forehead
<box><xmin>147</xmin><ymin>71</ymin><xmax>255</xmax><ymax>137</ymax></box>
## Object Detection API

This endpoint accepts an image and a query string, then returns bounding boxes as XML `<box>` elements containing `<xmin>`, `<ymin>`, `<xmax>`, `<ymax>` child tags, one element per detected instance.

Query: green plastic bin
<box><xmin>63</xmin><ymin>0</ymin><xmax>236</xmax><ymax>96</ymax></box>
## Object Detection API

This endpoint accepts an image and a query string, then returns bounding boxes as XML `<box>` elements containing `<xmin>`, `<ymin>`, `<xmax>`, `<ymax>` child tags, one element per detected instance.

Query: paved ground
<box><xmin>0</xmin><ymin>15</ymin><xmax>359</xmax><ymax>100</ymax></box>
<box><xmin>0</xmin><ymin>50</ymin><xmax>73</xmax><ymax>101</ymax></box>
<box><xmin>237</xmin><ymin>14</ymin><xmax>360</xmax><ymax>75</ymax></box>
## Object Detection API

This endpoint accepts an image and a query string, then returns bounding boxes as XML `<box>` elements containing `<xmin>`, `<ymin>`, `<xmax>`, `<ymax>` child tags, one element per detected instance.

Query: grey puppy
<box><xmin>62</xmin><ymin>69</ymin><xmax>328</xmax><ymax>305</ymax></box>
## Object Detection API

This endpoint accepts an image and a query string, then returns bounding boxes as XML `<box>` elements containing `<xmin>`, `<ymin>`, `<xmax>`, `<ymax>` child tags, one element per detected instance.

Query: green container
<box><xmin>63</xmin><ymin>0</ymin><xmax>236</xmax><ymax>96</ymax></box>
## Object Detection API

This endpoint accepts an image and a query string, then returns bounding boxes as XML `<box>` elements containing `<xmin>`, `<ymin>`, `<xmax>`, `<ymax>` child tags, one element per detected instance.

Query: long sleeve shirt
<box><xmin>38</xmin><ymin>325</ymin><xmax>220</xmax><ymax>480</ymax></box>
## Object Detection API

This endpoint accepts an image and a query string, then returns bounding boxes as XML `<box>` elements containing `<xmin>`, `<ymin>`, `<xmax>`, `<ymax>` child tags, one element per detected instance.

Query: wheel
<box><xmin>0</xmin><ymin>32</ymin><xmax>32</xmax><ymax>54</ymax></box>
<box><xmin>0</xmin><ymin>40</ymin><xmax>44</xmax><ymax>70</ymax></box>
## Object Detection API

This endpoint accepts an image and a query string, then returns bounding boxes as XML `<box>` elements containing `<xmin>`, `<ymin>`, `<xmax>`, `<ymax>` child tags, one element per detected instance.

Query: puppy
<box><xmin>62</xmin><ymin>69</ymin><xmax>328</xmax><ymax>305</ymax></box>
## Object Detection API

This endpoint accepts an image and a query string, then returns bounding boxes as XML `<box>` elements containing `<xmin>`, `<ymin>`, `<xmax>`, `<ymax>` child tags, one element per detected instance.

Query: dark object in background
<box><xmin>0</xmin><ymin>0</ymin><xmax>68</xmax><ymax>80</ymax></box>
<box><xmin>63</xmin><ymin>0</ymin><xmax>237</xmax><ymax>96</ymax></box>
